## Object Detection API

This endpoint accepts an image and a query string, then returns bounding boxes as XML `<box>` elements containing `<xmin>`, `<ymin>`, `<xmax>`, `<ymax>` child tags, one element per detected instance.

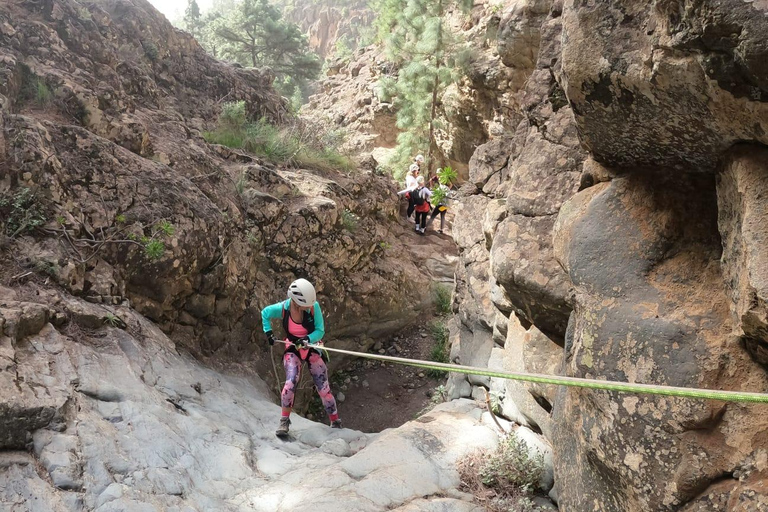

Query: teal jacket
<box><xmin>261</xmin><ymin>299</ymin><xmax>325</xmax><ymax>344</ymax></box>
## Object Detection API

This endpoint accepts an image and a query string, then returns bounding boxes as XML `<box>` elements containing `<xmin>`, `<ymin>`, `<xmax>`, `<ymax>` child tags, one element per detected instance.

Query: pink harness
<box><xmin>288</xmin><ymin>316</ymin><xmax>311</xmax><ymax>360</ymax></box>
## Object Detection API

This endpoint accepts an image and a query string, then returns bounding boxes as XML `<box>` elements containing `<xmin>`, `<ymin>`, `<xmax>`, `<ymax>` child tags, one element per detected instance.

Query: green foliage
<box><xmin>35</xmin><ymin>260</ymin><xmax>57</xmax><ymax>277</ymax></box>
<box><xmin>76</xmin><ymin>6</ymin><xmax>92</xmax><ymax>20</ymax></box>
<box><xmin>144</xmin><ymin>239</ymin><xmax>165</xmax><ymax>260</ymax></box>
<box><xmin>378</xmin><ymin>241</ymin><xmax>391</xmax><ymax>250</ymax></box>
<box><xmin>377</xmin><ymin>0</ymin><xmax>472</xmax><ymax>174</ymax></box>
<box><xmin>204</xmin><ymin>103</ymin><xmax>353</xmax><ymax>172</ymax></box>
<box><xmin>427</xmin><ymin>320</ymin><xmax>449</xmax><ymax>378</ymax></box>
<box><xmin>220</xmin><ymin>100</ymin><xmax>247</xmax><ymax>128</ymax></box>
<box><xmin>103</xmin><ymin>313</ymin><xmax>122</xmax><ymax>328</ymax></box>
<box><xmin>437</xmin><ymin>166</ymin><xmax>457</xmax><ymax>185</ymax></box>
<box><xmin>115</xmin><ymin>214</ymin><xmax>126</xmax><ymax>224</ymax></box>
<box><xmin>35</xmin><ymin>80</ymin><xmax>52</xmax><ymax>107</ymax></box>
<box><xmin>459</xmin><ymin>434</ymin><xmax>545</xmax><ymax>512</ymax></box>
<box><xmin>432</xmin><ymin>282</ymin><xmax>452</xmax><ymax>315</ymax></box>
<box><xmin>333</xmin><ymin>35</ymin><xmax>354</xmax><ymax>63</ymax></box>
<box><xmin>157</xmin><ymin>220</ymin><xmax>175</xmax><ymax>237</ymax></box>
<box><xmin>479</xmin><ymin>435</ymin><xmax>544</xmax><ymax>492</ymax></box>
<box><xmin>0</xmin><ymin>188</ymin><xmax>47</xmax><ymax>238</ymax></box>
<box><xmin>142</xmin><ymin>40</ymin><xmax>159</xmax><ymax>61</ymax></box>
<box><xmin>341</xmin><ymin>208</ymin><xmax>358</xmax><ymax>231</ymax></box>
<box><xmin>430</xmin><ymin>185</ymin><xmax>447</xmax><ymax>207</ymax></box>
<box><xmin>183</xmin><ymin>0</ymin><xmax>203</xmax><ymax>39</ymax></box>
<box><xmin>235</xmin><ymin>170</ymin><xmax>247</xmax><ymax>195</ymax></box>
<box><xmin>196</xmin><ymin>0</ymin><xmax>320</xmax><ymax>98</ymax></box>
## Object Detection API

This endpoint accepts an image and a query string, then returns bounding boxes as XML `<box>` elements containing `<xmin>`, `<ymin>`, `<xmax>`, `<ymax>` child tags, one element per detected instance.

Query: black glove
<box><xmin>266</xmin><ymin>331</ymin><xmax>276</xmax><ymax>346</ymax></box>
<box><xmin>296</xmin><ymin>336</ymin><xmax>309</xmax><ymax>348</ymax></box>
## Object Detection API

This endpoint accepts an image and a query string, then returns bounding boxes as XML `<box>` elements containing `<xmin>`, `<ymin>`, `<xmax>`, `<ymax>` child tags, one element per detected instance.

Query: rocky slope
<box><xmin>1</xmin><ymin>286</ymin><xmax>511</xmax><ymax>511</ymax></box>
<box><xmin>450</xmin><ymin>0</ymin><xmax>768</xmax><ymax>510</ymax></box>
<box><xmin>0</xmin><ymin>0</ymin><xmax>446</xmax><ymax>369</ymax></box>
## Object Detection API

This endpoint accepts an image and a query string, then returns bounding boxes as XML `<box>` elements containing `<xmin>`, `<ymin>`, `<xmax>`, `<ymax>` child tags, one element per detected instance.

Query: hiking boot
<box><xmin>276</xmin><ymin>417</ymin><xmax>291</xmax><ymax>436</ymax></box>
<box><xmin>331</xmin><ymin>419</ymin><xmax>343</xmax><ymax>429</ymax></box>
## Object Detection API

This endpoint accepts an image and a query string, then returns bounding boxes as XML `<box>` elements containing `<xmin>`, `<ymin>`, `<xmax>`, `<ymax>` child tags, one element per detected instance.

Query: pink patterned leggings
<box><xmin>282</xmin><ymin>351</ymin><xmax>338</xmax><ymax>418</ymax></box>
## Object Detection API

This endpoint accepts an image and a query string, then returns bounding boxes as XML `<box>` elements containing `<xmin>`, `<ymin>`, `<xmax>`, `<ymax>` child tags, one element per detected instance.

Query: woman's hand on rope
<box><xmin>266</xmin><ymin>331</ymin><xmax>276</xmax><ymax>346</ymax></box>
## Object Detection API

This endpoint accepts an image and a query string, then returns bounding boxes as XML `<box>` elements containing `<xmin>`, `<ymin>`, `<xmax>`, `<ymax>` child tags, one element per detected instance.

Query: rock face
<box><xmin>286</xmin><ymin>0</ymin><xmax>374</xmax><ymax>60</ymax></box>
<box><xmin>452</xmin><ymin>0</ymin><xmax>768</xmax><ymax>510</ymax></box>
<box><xmin>0</xmin><ymin>289</ymin><xmax>502</xmax><ymax>511</ymax></box>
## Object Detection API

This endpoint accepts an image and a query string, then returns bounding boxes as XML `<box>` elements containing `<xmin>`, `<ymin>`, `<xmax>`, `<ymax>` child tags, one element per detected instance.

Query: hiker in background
<box><xmin>426</xmin><ymin>175</ymin><xmax>452</xmax><ymax>234</ymax></box>
<box><xmin>261</xmin><ymin>278</ymin><xmax>342</xmax><ymax>437</ymax></box>
<box><xmin>412</xmin><ymin>175</ymin><xmax>433</xmax><ymax>234</ymax></box>
<box><xmin>397</xmin><ymin>154</ymin><xmax>424</xmax><ymax>220</ymax></box>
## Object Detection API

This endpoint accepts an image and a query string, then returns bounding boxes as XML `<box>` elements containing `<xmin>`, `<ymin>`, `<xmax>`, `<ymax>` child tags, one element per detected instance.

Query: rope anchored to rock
<box><xmin>275</xmin><ymin>341</ymin><xmax>768</xmax><ymax>404</ymax></box>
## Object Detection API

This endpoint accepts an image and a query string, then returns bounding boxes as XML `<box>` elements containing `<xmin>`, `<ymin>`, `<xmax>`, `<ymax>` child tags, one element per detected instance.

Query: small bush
<box><xmin>341</xmin><ymin>208</ymin><xmax>358</xmax><ymax>231</ymax></box>
<box><xmin>437</xmin><ymin>166</ymin><xmax>458</xmax><ymax>186</ymax></box>
<box><xmin>0</xmin><ymin>188</ymin><xmax>47</xmax><ymax>238</ymax></box>
<box><xmin>204</xmin><ymin>108</ymin><xmax>353</xmax><ymax>173</ymax></box>
<box><xmin>220</xmin><ymin>100</ymin><xmax>247</xmax><ymax>129</ymax></box>
<box><xmin>427</xmin><ymin>321</ymin><xmax>449</xmax><ymax>378</ymax></box>
<box><xmin>458</xmin><ymin>433</ymin><xmax>545</xmax><ymax>512</ymax></box>
<box><xmin>144</xmin><ymin>239</ymin><xmax>165</xmax><ymax>260</ymax></box>
<box><xmin>432</xmin><ymin>282</ymin><xmax>452</xmax><ymax>315</ymax></box>
<box><xmin>143</xmin><ymin>41</ymin><xmax>159</xmax><ymax>61</ymax></box>
<box><xmin>35</xmin><ymin>80</ymin><xmax>52</xmax><ymax>107</ymax></box>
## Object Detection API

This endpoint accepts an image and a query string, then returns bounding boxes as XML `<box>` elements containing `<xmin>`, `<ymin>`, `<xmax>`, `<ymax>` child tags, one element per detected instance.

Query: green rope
<box><xmin>280</xmin><ymin>341</ymin><xmax>768</xmax><ymax>403</ymax></box>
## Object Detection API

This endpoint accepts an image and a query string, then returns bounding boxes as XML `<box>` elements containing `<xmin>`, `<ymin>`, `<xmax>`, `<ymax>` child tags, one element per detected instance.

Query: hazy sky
<box><xmin>148</xmin><ymin>0</ymin><xmax>213</xmax><ymax>23</ymax></box>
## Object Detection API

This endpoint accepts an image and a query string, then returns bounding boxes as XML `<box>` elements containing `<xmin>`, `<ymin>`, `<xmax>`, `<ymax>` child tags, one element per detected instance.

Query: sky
<box><xmin>147</xmin><ymin>0</ymin><xmax>213</xmax><ymax>23</ymax></box>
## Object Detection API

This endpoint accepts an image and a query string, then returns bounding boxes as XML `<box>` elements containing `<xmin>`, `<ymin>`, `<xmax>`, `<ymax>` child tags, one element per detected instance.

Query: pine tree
<box><xmin>379</xmin><ymin>0</ymin><xmax>471</xmax><ymax>177</ymax></box>
<box><xmin>191</xmin><ymin>0</ymin><xmax>320</xmax><ymax>99</ymax></box>
<box><xmin>183</xmin><ymin>0</ymin><xmax>202</xmax><ymax>39</ymax></box>
<box><xmin>210</xmin><ymin>0</ymin><xmax>320</xmax><ymax>95</ymax></box>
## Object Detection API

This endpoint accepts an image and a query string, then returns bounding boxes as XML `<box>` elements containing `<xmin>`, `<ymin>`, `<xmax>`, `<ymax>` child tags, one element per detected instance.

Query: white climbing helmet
<box><xmin>287</xmin><ymin>278</ymin><xmax>316</xmax><ymax>307</ymax></box>
<box><xmin>408</xmin><ymin>163</ymin><xmax>419</xmax><ymax>174</ymax></box>
<box><xmin>415</xmin><ymin>154</ymin><xmax>424</xmax><ymax>163</ymax></box>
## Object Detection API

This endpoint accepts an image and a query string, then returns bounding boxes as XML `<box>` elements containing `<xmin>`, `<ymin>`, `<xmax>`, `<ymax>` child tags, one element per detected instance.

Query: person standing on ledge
<box><xmin>261</xmin><ymin>278</ymin><xmax>342</xmax><ymax>437</ymax></box>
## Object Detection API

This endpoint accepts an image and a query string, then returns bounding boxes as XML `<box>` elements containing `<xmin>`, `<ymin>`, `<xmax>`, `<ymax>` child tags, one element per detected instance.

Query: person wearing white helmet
<box><xmin>261</xmin><ymin>278</ymin><xmax>342</xmax><ymax>436</ymax></box>
<box><xmin>397</xmin><ymin>155</ymin><xmax>424</xmax><ymax>220</ymax></box>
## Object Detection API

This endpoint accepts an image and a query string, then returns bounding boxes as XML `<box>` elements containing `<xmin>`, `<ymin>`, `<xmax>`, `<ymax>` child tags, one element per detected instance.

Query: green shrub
<box><xmin>458</xmin><ymin>433</ymin><xmax>545</xmax><ymax>512</ymax></box>
<box><xmin>437</xmin><ymin>166</ymin><xmax>458</xmax><ymax>185</ymax></box>
<box><xmin>341</xmin><ymin>208</ymin><xmax>358</xmax><ymax>231</ymax></box>
<box><xmin>204</xmin><ymin>109</ymin><xmax>353</xmax><ymax>172</ymax></box>
<box><xmin>144</xmin><ymin>239</ymin><xmax>165</xmax><ymax>260</ymax></box>
<box><xmin>143</xmin><ymin>41</ymin><xmax>159</xmax><ymax>61</ymax></box>
<box><xmin>427</xmin><ymin>321</ymin><xmax>450</xmax><ymax>378</ymax></box>
<box><xmin>157</xmin><ymin>220</ymin><xmax>174</xmax><ymax>237</ymax></box>
<box><xmin>35</xmin><ymin>80</ymin><xmax>52</xmax><ymax>107</ymax></box>
<box><xmin>220</xmin><ymin>100</ymin><xmax>247</xmax><ymax>129</ymax></box>
<box><xmin>0</xmin><ymin>188</ymin><xmax>47</xmax><ymax>238</ymax></box>
<box><xmin>432</xmin><ymin>282</ymin><xmax>452</xmax><ymax>315</ymax></box>
<box><xmin>480</xmin><ymin>434</ymin><xmax>544</xmax><ymax>492</ymax></box>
